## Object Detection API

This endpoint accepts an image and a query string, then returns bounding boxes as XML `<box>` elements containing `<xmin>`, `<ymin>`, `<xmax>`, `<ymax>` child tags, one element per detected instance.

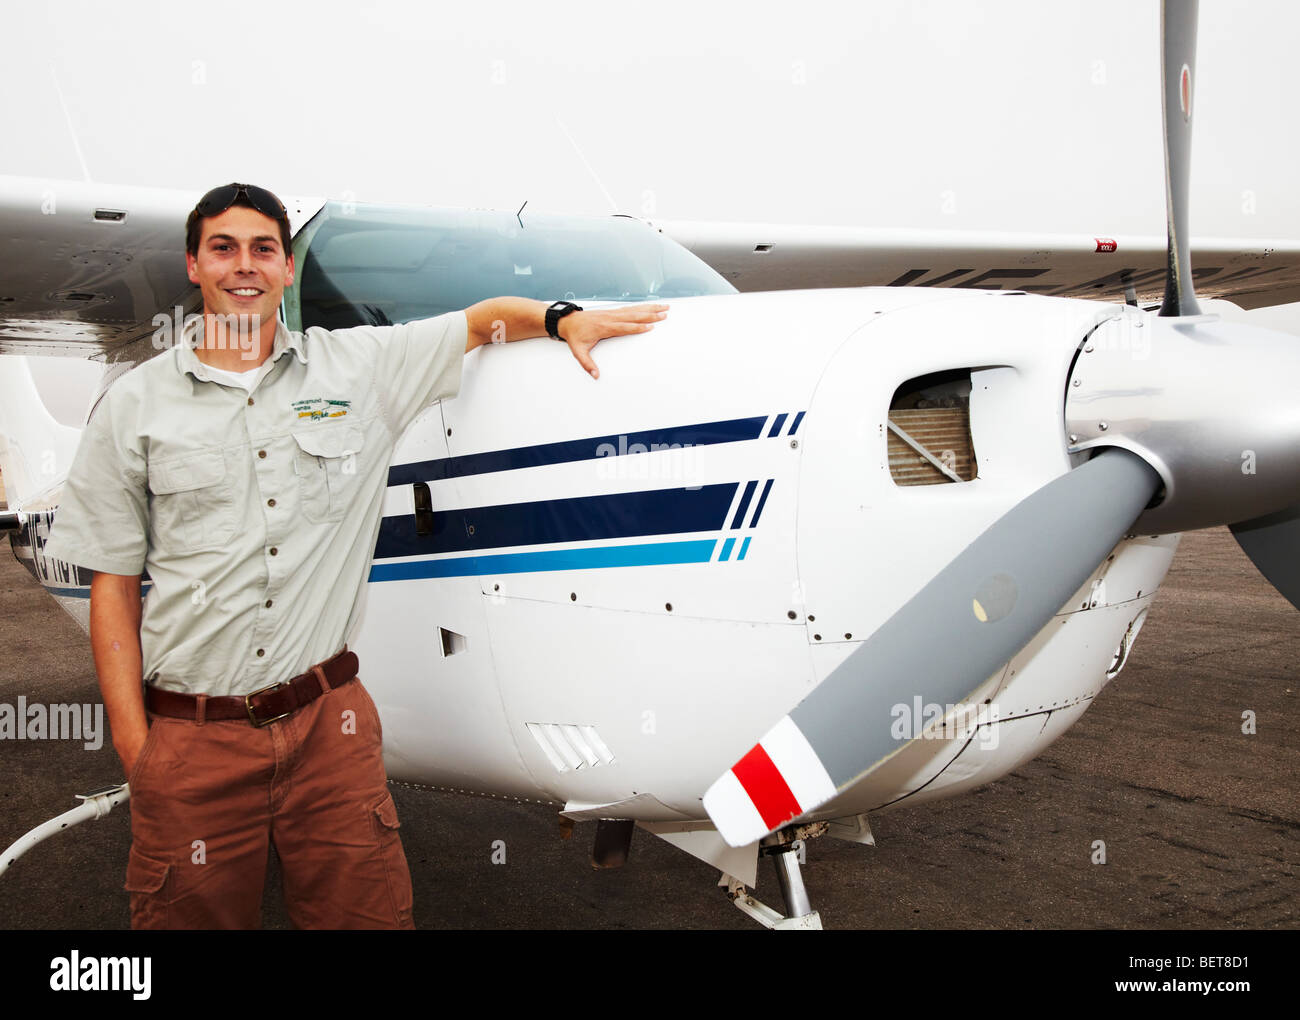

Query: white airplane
<box><xmin>1</xmin><ymin>0</ymin><xmax>1297</xmax><ymax>928</ymax></box>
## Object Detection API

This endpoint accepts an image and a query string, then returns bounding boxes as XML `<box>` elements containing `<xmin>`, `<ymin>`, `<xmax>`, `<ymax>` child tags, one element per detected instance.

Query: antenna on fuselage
<box><xmin>50</xmin><ymin>65</ymin><xmax>92</xmax><ymax>184</ymax></box>
<box><xmin>555</xmin><ymin>117</ymin><xmax>621</xmax><ymax>214</ymax></box>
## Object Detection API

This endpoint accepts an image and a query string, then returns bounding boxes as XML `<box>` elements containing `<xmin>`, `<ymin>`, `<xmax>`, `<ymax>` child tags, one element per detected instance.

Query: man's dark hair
<box><xmin>185</xmin><ymin>184</ymin><xmax>292</xmax><ymax>258</ymax></box>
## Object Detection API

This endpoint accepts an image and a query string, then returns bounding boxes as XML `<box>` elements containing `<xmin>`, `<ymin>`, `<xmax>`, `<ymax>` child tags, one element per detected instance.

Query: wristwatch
<box><xmin>546</xmin><ymin>300</ymin><xmax>583</xmax><ymax>341</ymax></box>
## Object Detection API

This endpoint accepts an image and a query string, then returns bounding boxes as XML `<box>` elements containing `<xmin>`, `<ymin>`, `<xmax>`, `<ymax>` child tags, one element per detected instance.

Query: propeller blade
<box><xmin>704</xmin><ymin>448</ymin><xmax>1161</xmax><ymax>847</ymax></box>
<box><xmin>1159</xmin><ymin>0</ymin><xmax>1201</xmax><ymax>316</ymax></box>
<box><xmin>1230</xmin><ymin>504</ymin><xmax>1300</xmax><ymax>611</ymax></box>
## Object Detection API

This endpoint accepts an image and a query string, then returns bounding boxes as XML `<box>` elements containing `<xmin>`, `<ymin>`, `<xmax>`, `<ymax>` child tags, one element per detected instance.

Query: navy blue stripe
<box><xmin>749</xmin><ymin>479</ymin><xmax>774</xmax><ymax>528</ymax></box>
<box><xmin>767</xmin><ymin>413</ymin><xmax>788</xmax><ymax>438</ymax></box>
<box><xmin>374</xmin><ymin>482</ymin><xmax>740</xmax><ymax>560</ymax></box>
<box><xmin>729</xmin><ymin>480</ymin><xmax>758</xmax><ymax>530</ymax></box>
<box><xmin>387</xmin><ymin>416</ymin><xmax>769</xmax><ymax>487</ymax></box>
<box><xmin>789</xmin><ymin>410</ymin><xmax>806</xmax><ymax>435</ymax></box>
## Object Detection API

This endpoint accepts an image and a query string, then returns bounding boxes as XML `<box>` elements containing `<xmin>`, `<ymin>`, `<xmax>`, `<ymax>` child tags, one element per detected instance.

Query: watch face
<box><xmin>548</xmin><ymin>301</ymin><xmax>581</xmax><ymax>340</ymax></box>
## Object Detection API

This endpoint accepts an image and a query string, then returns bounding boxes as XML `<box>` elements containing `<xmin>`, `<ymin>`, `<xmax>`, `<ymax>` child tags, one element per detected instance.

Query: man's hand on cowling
<box><xmin>558</xmin><ymin>303</ymin><xmax>669</xmax><ymax>380</ymax></box>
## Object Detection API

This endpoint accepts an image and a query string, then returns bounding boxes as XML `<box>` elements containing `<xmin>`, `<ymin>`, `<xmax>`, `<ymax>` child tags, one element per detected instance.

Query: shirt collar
<box><xmin>176</xmin><ymin>316</ymin><xmax>308</xmax><ymax>382</ymax></box>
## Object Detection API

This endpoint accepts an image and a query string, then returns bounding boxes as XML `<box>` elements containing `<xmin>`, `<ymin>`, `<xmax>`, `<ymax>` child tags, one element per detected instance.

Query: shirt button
<box><xmin>247</xmin><ymin>397</ymin><xmax>254</xmax><ymax>406</ymax></box>
<box><xmin>269</xmin><ymin>547</ymin><xmax>278</xmax><ymax>556</ymax></box>
<box><xmin>265</xmin><ymin>600</ymin><xmax>273</xmax><ymax>609</ymax></box>
<box><xmin>256</xmin><ymin>648</ymin><xmax>265</xmax><ymax>657</ymax></box>
<box><xmin>267</xmin><ymin>498</ymin><xmax>276</xmax><ymax>507</ymax></box>
<box><xmin>258</xmin><ymin>450</ymin><xmax>267</xmax><ymax>459</ymax></box>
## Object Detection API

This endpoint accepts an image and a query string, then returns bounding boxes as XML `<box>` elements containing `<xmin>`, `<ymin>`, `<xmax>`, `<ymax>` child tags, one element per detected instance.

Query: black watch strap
<box><xmin>546</xmin><ymin>301</ymin><xmax>583</xmax><ymax>341</ymax></box>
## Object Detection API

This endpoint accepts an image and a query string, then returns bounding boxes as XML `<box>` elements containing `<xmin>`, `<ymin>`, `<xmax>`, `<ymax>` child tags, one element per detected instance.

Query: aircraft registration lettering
<box><xmin>885</xmin><ymin>263</ymin><xmax>1288</xmax><ymax>299</ymax></box>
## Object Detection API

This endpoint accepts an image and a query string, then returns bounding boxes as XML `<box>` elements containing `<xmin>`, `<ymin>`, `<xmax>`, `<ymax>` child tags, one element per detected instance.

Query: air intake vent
<box><xmin>888</xmin><ymin>370</ymin><xmax>977</xmax><ymax>485</ymax></box>
<box><xmin>526</xmin><ymin>722</ymin><xmax>616</xmax><ymax>773</ymax></box>
<box><xmin>438</xmin><ymin>627</ymin><xmax>466</xmax><ymax>656</ymax></box>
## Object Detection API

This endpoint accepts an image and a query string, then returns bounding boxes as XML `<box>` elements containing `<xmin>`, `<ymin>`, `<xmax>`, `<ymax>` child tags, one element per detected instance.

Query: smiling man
<box><xmin>45</xmin><ymin>182</ymin><xmax>666</xmax><ymax>929</ymax></box>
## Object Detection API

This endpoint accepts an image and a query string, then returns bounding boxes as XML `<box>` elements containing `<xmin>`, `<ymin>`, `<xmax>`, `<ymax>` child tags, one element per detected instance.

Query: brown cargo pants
<box><xmin>124</xmin><ymin>676</ymin><xmax>414</xmax><ymax>929</ymax></box>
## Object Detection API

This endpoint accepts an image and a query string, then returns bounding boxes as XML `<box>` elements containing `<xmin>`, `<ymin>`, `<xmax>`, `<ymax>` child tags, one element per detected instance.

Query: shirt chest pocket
<box><xmin>292</xmin><ymin>426</ymin><xmax>364</xmax><ymax>524</ymax></box>
<box><xmin>148</xmin><ymin>452</ymin><xmax>236</xmax><ymax>553</ymax></box>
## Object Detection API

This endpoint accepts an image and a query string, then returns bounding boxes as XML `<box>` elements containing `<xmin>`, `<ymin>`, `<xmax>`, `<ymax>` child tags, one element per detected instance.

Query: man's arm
<box><xmin>89</xmin><ymin>571</ymin><xmax>148</xmax><ymax>777</ymax></box>
<box><xmin>463</xmin><ymin>297</ymin><xmax>668</xmax><ymax>380</ymax></box>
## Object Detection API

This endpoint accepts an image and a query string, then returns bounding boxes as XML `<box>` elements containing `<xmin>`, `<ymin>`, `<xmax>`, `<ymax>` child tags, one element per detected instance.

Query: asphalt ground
<box><xmin>0</xmin><ymin>526</ymin><xmax>1295</xmax><ymax>931</ymax></box>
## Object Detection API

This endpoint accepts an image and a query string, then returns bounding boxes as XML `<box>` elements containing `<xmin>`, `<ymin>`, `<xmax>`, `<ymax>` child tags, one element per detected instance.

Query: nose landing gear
<box><xmin>722</xmin><ymin>822</ymin><xmax>826</xmax><ymax>930</ymax></box>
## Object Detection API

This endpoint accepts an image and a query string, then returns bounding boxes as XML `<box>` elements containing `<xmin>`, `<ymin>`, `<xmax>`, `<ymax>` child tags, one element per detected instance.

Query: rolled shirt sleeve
<box><xmin>44</xmin><ymin>390</ymin><xmax>149</xmax><ymax>576</ymax></box>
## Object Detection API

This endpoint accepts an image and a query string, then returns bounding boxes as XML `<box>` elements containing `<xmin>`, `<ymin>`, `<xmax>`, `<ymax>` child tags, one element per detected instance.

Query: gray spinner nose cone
<box><xmin>1066</xmin><ymin>313</ymin><xmax>1300</xmax><ymax>535</ymax></box>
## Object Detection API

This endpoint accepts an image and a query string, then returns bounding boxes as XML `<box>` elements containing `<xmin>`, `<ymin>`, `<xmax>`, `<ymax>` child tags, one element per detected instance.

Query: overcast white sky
<box><xmin>6</xmin><ymin>0</ymin><xmax>1300</xmax><ymax>423</ymax></box>
<box><xmin>4</xmin><ymin>0</ymin><xmax>1298</xmax><ymax>237</ymax></box>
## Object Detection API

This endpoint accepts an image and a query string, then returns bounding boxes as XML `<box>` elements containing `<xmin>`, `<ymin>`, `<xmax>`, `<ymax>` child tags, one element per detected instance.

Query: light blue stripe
<box><xmin>738</xmin><ymin>537</ymin><xmax>751</xmax><ymax>560</ymax></box>
<box><xmin>369</xmin><ymin>539</ymin><xmax>717</xmax><ymax>582</ymax></box>
<box><xmin>720</xmin><ymin>537</ymin><xmax>735</xmax><ymax>561</ymax></box>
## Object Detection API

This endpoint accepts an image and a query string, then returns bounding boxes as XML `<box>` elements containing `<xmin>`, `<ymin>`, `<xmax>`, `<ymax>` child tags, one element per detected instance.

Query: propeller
<box><xmin>1231</xmin><ymin>506</ymin><xmax>1300</xmax><ymax>612</ymax></box>
<box><xmin>1159</xmin><ymin>0</ymin><xmax>1200</xmax><ymax>317</ymax></box>
<box><xmin>704</xmin><ymin>449</ymin><xmax>1161</xmax><ymax>845</ymax></box>
<box><xmin>703</xmin><ymin>0</ymin><xmax>1300</xmax><ymax>847</ymax></box>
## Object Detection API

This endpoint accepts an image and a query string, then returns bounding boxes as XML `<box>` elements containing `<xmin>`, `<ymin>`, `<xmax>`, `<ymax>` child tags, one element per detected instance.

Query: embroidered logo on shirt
<box><xmin>292</xmin><ymin>398</ymin><xmax>352</xmax><ymax>421</ymax></box>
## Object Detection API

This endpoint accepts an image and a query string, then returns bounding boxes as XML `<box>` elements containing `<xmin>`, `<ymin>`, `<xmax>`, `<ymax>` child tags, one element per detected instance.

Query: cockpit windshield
<box><xmin>286</xmin><ymin>202</ymin><xmax>735</xmax><ymax>331</ymax></box>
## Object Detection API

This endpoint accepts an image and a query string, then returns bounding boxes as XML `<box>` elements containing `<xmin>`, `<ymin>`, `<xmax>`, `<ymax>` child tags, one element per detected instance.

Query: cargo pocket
<box><xmin>293</xmin><ymin>426</ymin><xmax>364</xmax><ymax>524</ymax></box>
<box><xmin>148</xmin><ymin>451</ymin><xmax>235</xmax><ymax>553</ymax></box>
<box><xmin>369</xmin><ymin>791</ymin><xmax>413</xmax><ymax>927</ymax></box>
<box><xmin>124</xmin><ymin>846</ymin><xmax>171</xmax><ymax>930</ymax></box>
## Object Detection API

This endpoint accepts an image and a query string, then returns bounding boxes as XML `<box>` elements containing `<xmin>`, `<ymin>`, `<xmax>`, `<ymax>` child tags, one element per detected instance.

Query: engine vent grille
<box><xmin>526</xmin><ymin>722</ymin><xmax>616</xmax><ymax>773</ymax></box>
<box><xmin>887</xmin><ymin>407</ymin><xmax>977</xmax><ymax>485</ymax></box>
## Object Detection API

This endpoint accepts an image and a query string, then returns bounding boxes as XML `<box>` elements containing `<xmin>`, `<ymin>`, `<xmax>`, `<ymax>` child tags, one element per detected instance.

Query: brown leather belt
<box><xmin>144</xmin><ymin>648</ymin><xmax>359</xmax><ymax>727</ymax></box>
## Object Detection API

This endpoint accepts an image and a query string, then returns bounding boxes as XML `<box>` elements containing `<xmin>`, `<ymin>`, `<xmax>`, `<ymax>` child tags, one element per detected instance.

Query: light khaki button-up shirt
<box><xmin>46</xmin><ymin>312</ymin><xmax>466</xmax><ymax>696</ymax></box>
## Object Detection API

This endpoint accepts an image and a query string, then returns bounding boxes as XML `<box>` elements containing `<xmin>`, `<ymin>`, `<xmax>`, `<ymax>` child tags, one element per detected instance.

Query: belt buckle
<box><xmin>245</xmin><ymin>682</ymin><xmax>291</xmax><ymax>728</ymax></box>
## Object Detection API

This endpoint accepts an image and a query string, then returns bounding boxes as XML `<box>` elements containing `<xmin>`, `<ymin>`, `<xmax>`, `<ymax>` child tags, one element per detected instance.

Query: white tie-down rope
<box><xmin>0</xmin><ymin>784</ymin><xmax>130</xmax><ymax>877</ymax></box>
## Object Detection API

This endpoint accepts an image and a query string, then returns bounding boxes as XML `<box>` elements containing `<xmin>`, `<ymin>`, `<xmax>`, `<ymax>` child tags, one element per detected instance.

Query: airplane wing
<box><xmin>661</xmin><ymin>220</ymin><xmax>1300</xmax><ymax>310</ymax></box>
<box><xmin>6</xmin><ymin>173</ymin><xmax>1298</xmax><ymax>371</ymax></box>
<box><xmin>0</xmin><ymin>176</ymin><xmax>323</xmax><ymax>365</ymax></box>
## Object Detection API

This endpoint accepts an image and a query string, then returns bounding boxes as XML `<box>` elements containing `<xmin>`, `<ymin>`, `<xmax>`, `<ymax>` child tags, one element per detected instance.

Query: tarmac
<box><xmin>0</xmin><ymin>526</ymin><xmax>1295</xmax><ymax>930</ymax></box>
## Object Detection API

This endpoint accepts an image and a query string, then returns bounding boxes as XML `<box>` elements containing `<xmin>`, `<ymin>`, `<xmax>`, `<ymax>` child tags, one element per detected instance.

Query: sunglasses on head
<box><xmin>194</xmin><ymin>182</ymin><xmax>288</xmax><ymax>220</ymax></box>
